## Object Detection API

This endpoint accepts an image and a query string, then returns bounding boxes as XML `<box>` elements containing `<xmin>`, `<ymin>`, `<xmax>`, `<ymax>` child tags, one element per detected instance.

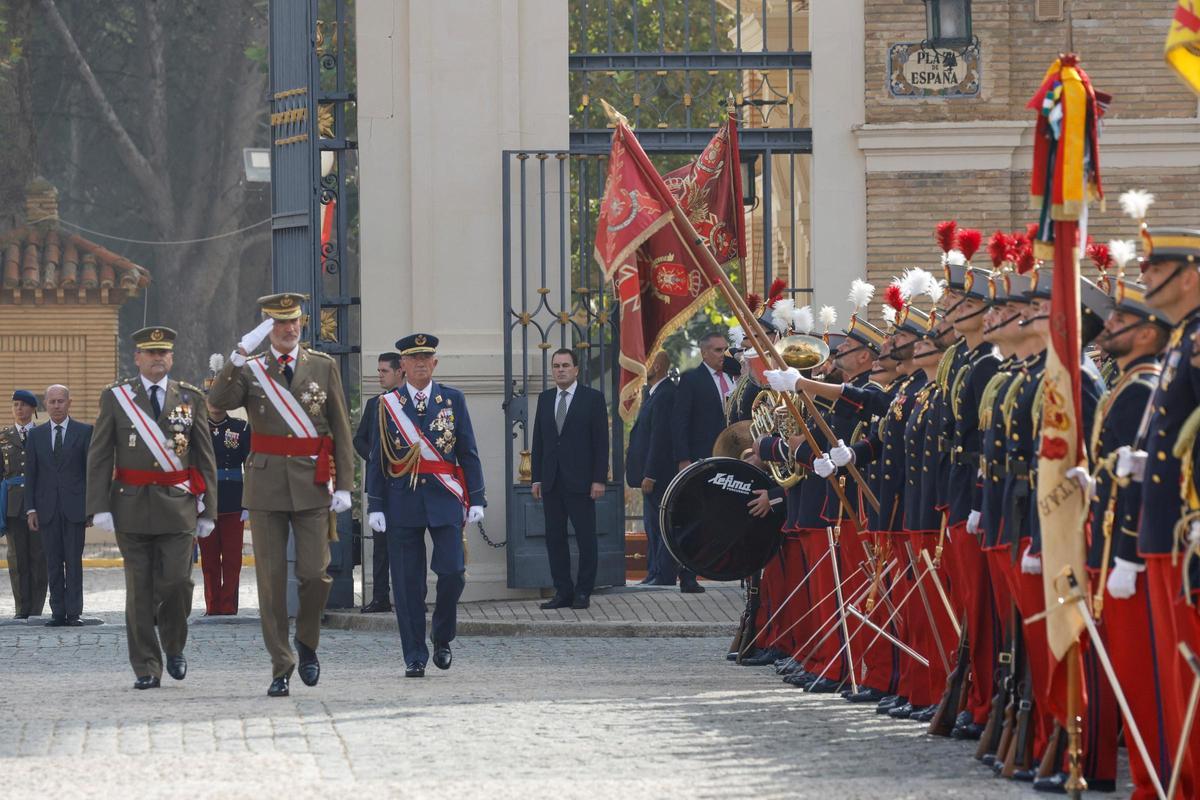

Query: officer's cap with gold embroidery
<box><xmin>1113</xmin><ymin>279</ymin><xmax>1169</xmax><ymax>329</ymax></box>
<box><xmin>132</xmin><ymin>326</ymin><xmax>177</xmax><ymax>351</ymax></box>
<box><xmin>257</xmin><ymin>292</ymin><xmax>309</xmax><ymax>321</ymax></box>
<box><xmin>396</xmin><ymin>333</ymin><xmax>439</xmax><ymax>356</ymax></box>
<box><xmin>844</xmin><ymin>315</ymin><xmax>886</xmax><ymax>352</ymax></box>
<box><xmin>897</xmin><ymin>305</ymin><xmax>936</xmax><ymax>338</ymax></box>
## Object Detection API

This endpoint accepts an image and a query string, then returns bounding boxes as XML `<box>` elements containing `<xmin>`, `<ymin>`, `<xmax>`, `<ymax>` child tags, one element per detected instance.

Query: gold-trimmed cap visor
<box><xmin>395</xmin><ymin>332</ymin><xmax>439</xmax><ymax>355</ymax></box>
<box><xmin>843</xmin><ymin>315</ymin><xmax>885</xmax><ymax>351</ymax></box>
<box><xmin>257</xmin><ymin>292</ymin><xmax>309</xmax><ymax>320</ymax></box>
<box><xmin>132</xmin><ymin>326</ymin><xmax>177</xmax><ymax>351</ymax></box>
<box><xmin>1113</xmin><ymin>278</ymin><xmax>1167</xmax><ymax>326</ymax></box>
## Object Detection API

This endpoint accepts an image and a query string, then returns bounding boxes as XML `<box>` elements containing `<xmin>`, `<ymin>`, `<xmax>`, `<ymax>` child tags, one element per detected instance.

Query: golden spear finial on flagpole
<box><xmin>727</xmin><ymin>92</ymin><xmax>737</xmax><ymax>119</ymax></box>
<box><xmin>598</xmin><ymin>98</ymin><xmax>628</xmax><ymax>127</ymax></box>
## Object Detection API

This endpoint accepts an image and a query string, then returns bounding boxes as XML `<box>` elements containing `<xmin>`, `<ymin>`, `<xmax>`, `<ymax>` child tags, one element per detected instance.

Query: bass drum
<box><xmin>659</xmin><ymin>457</ymin><xmax>784</xmax><ymax>581</ymax></box>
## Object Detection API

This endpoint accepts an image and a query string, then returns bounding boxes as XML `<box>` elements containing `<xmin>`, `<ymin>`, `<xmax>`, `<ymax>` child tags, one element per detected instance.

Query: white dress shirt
<box><xmin>407</xmin><ymin>381</ymin><xmax>435</xmax><ymax>404</ymax></box>
<box><xmin>553</xmin><ymin>381</ymin><xmax>577</xmax><ymax>415</ymax></box>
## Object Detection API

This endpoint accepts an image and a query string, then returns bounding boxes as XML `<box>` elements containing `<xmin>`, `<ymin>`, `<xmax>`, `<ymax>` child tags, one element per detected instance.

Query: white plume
<box><xmin>881</xmin><ymin>305</ymin><xmax>898</xmax><ymax>326</ymax></box>
<box><xmin>818</xmin><ymin>305</ymin><xmax>837</xmax><ymax>331</ymax></box>
<box><xmin>771</xmin><ymin>298</ymin><xmax>796</xmax><ymax>332</ymax></box>
<box><xmin>890</xmin><ymin>275</ymin><xmax>910</xmax><ymax>300</ymax></box>
<box><xmin>847</xmin><ymin>278</ymin><xmax>875</xmax><ymax>310</ymax></box>
<box><xmin>208</xmin><ymin>353</ymin><xmax>224</xmax><ymax>373</ymax></box>
<box><xmin>1119</xmin><ymin>189</ymin><xmax>1155</xmax><ymax>222</ymax></box>
<box><xmin>1108</xmin><ymin>239</ymin><xmax>1138</xmax><ymax>270</ymax></box>
<box><xmin>926</xmin><ymin>277</ymin><xmax>945</xmax><ymax>304</ymax></box>
<box><xmin>792</xmin><ymin>305</ymin><xmax>815</xmax><ymax>335</ymax></box>
<box><xmin>900</xmin><ymin>267</ymin><xmax>935</xmax><ymax>302</ymax></box>
<box><xmin>945</xmin><ymin>249</ymin><xmax>966</xmax><ymax>267</ymax></box>
<box><xmin>727</xmin><ymin>325</ymin><xmax>746</xmax><ymax>350</ymax></box>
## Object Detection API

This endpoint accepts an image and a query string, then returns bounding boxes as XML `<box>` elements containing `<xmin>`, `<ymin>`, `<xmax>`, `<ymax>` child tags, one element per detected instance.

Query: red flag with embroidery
<box><xmin>594</xmin><ymin>108</ymin><xmax>745</xmax><ymax>421</ymax></box>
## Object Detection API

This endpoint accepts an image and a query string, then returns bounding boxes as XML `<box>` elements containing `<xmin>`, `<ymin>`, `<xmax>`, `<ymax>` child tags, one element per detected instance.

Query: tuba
<box><xmin>747</xmin><ymin>334</ymin><xmax>831</xmax><ymax>487</ymax></box>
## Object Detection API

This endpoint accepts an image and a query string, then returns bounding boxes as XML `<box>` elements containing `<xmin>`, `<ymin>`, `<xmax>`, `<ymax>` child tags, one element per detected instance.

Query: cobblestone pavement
<box><xmin>0</xmin><ymin>570</ymin><xmax>1128</xmax><ymax>798</ymax></box>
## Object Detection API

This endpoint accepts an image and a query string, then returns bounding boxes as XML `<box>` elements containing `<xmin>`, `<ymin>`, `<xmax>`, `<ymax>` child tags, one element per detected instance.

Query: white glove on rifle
<box><xmin>467</xmin><ymin>505</ymin><xmax>485</xmax><ymax>525</ymax></box>
<box><xmin>764</xmin><ymin>368</ymin><xmax>800</xmax><ymax>393</ymax></box>
<box><xmin>196</xmin><ymin>518</ymin><xmax>215</xmax><ymax>539</ymax></box>
<box><xmin>330</xmin><ymin>490</ymin><xmax>352</xmax><ymax>514</ymax></box>
<box><xmin>368</xmin><ymin>512</ymin><xmax>387</xmax><ymax>533</ymax></box>
<box><xmin>966</xmin><ymin>510</ymin><xmax>982</xmax><ymax>535</ymax></box>
<box><xmin>1115</xmin><ymin>446</ymin><xmax>1147</xmax><ymax>482</ymax></box>
<box><xmin>1020</xmin><ymin>545</ymin><xmax>1042</xmax><ymax>575</ymax></box>
<box><xmin>830</xmin><ymin>439</ymin><xmax>855</xmax><ymax>467</ymax></box>
<box><xmin>1106</xmin><ymin>557</ymin><xmax>1144</xmax><ymax>600</ymax></box>
<box><xmin>92</xmin><ymin>512</ymin><xmax>115</xmax><ymax>533</ymax></box>
<box><xmin>813</xmin><ymin>455</ymin><xmax>836</xmax><ymax>479</ymax></box>
<box><xmin>1065</xmin><ymin>465</ymin><xmax>1094</xmax><ymax>499</ymax></box>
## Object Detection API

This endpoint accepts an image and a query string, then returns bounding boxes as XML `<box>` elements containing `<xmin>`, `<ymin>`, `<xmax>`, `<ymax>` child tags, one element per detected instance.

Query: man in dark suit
<box><xmin>638</xmin><ymin>352</ymin><xmax>686</xmax><ymax>589</ymax></box>
<box><xmin>626</xmin><ymin>351</ymin><xmax>669</xmax><ymax>584</ymax></box>
<box><xmin>24</xmin><ymin>384</ymin><xmax>92</xmax><ymax>626</ymax></box>
<box><xmin>353</xmin><ymin>351</ymin><xmax>403</xmax><ymax>613</ymax></box>
<box><xmin>531</xmin><ymin>348</ymin><xmax>609</xmax><ymax>610</ymax></box>
<box><xmin>666</xmin><ymin>331</ymin><xmax>735</xmax><ymax>592</ymax></box>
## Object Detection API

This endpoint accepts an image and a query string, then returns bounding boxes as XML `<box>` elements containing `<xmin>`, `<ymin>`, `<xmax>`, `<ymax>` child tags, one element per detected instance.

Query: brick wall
<box><xmin>865</xmin><ymin>0</ymin><xmax>1197</xmax><ymax>124</ymax></box>
<box><xmin>865</xmin><ymin>167</ymin><xmax>1200</xmax><ymax>293</ymax></box>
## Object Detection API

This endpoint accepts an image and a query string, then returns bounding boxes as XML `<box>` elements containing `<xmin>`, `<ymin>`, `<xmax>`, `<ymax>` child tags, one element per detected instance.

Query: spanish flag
<box><xmin>1166</xmin><ymin>1</ymin><xmax>1200</xmax><ymax>94</ymax></box>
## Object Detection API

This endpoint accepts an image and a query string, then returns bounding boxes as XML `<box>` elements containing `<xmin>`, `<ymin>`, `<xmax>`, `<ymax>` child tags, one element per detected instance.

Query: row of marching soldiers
<box><xmin>725</xmin><ymin>194</ymin><xmax>1200</xmax><ymax>798</ymax></box>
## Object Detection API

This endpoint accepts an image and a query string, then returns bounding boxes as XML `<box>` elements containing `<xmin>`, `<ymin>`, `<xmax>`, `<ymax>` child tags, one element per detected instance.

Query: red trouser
<box><xmin>795</xmin><ymin>528</ymin><xmax>846</xmax><ymax>681</ymax></box>
<box><xmin>898</xmin><ymin>530</ymin><xmax>957</xmax><ymax>707</ymax></box>
<box><xmin>759</xmin><ymin>535</ymin><xmax>810</xmax><ymax>654</ymax></box>
<box><xmin>836</xmin><ymin>521</ymin><xmax>900</xmax><ymax>693</ymax></box>
<box><xmin>1001</xmin><ymin>550</ymin><xmax>1054</xmax><ymax>763</ymax></box>
<box><xmin>1081</xmin><ymin>624</ymin><xmax>1119</xmax><ymax>784</ymax></box>
<box><xmin>951</xmin><ymin>525</ymin><xmax>999</xmax><ymax>724</ymax></box>
<box><xmin>198</xmin><ymin>512</ymin><xmax>243</xmax><ymax>615</ymax></box>
<box><xmin>1145</xmin><ymin>556</ymin><xmax>1200</xmax><ymax>796</ymax></box>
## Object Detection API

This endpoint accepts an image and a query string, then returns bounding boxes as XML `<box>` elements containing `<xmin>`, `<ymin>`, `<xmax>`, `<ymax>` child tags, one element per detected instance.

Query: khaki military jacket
<box><xmin>1</xmin><ymin>425</ymin><xmax>30</xmax><ymax>519</ymax></box>
<box><xmin>86</xmin><ymin>377</ymin><xmax>217</xmax><ymax>534</ymax></box>
<box><xmin>208</xmin><ymin>346</ymin><xmax>353</xmax><ymax>511</ymax></box>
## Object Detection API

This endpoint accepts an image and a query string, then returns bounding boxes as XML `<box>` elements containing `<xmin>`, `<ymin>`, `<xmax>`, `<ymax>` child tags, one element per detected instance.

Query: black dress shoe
<box><xmin>294</xmin><ymin>638</ymin><xmax>320</xmax><ymax>687</ymax></box>
<box><xmin>432</xmin><ymin>642</ymin><xmax>452</xmax><ymax>670</ymax></box>
<box><xmin>845</xmin><ymin>686</ymin><xmax>887</xmax><ymax>704</ymax></box>
<box><xmin>133</xmin><ymin>675</ymin><xmax>161</xmax><ymax>690</ymax></box>
<box><xmin>405</xmin><ymin>662</ymin><xmax>425</xmax><ymax>678</ymax></box>
<box><xmin>953</xmin><ymin>709</ymin><xmax>973</xmax><ymax>728</ymax></box>
<box><xmin>1012</xmin><ymin>768</ymin><xmax>1038</xmax><ymax>783</ymax></box>
<box><xmin>44</xmin><ymin>616</ymin><xmax>66</xmax><ymax>627</ymax></box>
<box><xmin>980</xmin><ymin>753</ymin><xmax>997</xmax><ymax>767</ymax></box>
<box><xmin>166</xmin><ymin>654</ymin><xmax>187</xmax><ymax>681</ymax></box>
<box><xmin>911</xmin><ymin>704</ymin><xmax>938</xmax><ymax>723</ymax></box>
<box><xmin>680</xmin><ymin>582</ymin><xmax>706</xmax><ymax>594</ymax></box>
<box><xmin>268</xmin><ymin>670</ymin><xmax>292</xmax><ymax>697</ymax></box>
<box><xmin>806</xmin><ymin>677</ymin><xmax>843</xmax><ymax>694</ymax></box>
<box><xmin>64</xmin><ymin>617</ymin><xmax>84</xmax><ymax>627</ymax></box>
<box><xmin>571</xmin><ymin>594</ymin><xmax>591</xmax><ymax>610</ymax></box>
<box><xmin>783</xmin><ymin>672</ymin><xmax>817</xmax><ymax>687</ymax></box>
<box><xmin>361</xmin><ymin>599</ymin><xmax>392</xmax><ymax>614</ymax></box>
<box><xmin>13</xmin><ymin>613</ymin><xmax>29</xmax><ymax>620</ymax></box>
<box><xmin>888</xmin><ymin>701</ymin><xmax>916</xmax><ymax>719</ymax></box>
<box><xmin>951</xmin><ymin>721</ymin><xmax>985</xmax><ymax>740</ymax></box>
<box><xmin>876</xmin><ymin>694</ymin><xmax>903</xmax><ymax>714</ymax></box>
<box><xmin>539</xmin><ymin>595</ymin><xmax>573</xmax><ymax>610</ymax></box>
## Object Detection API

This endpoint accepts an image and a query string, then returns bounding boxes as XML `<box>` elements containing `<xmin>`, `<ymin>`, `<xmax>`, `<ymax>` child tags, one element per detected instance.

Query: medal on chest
<box><xmin>224</xmin><ymin>428</ymin><xmax>241</xmax><ymax>449</ymax></box>
<box><xmin>430</xmin><ymin>406</ymin><xmax>457</xmax><ymax>454</ymax></box>
<box><xmin>166</xmin><ymin>404</ymin><xmax>193</xmax><ymax>457</ymax></box>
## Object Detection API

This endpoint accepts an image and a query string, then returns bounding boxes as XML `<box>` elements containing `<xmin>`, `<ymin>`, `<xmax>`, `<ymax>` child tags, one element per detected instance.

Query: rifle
<box><xmin>1002</xmin><ymin>660</ymin><xmax>1036</xmax><ymax>777</ymax></box>
<box><xmin>993</xmin><ymin>616</ymin><xmax>1026</xmax><ymax>774</ymax></box>
<box><xmin>975</xmin><ymin>621</ymin><xmax>1015</xmax><ymax>760</ymax></box>
<box><xmin>732</xmin><ymin>573</ymin><xmax>762</xmax><ymax>664</ymax></box>
<box><xmin>928</xmin><ymin>623</ymin><xmax>971</xmax><ymax>737</ymax></box>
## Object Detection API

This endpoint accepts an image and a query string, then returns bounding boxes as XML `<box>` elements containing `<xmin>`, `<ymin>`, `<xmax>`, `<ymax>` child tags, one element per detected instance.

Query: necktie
<box><xmin>150</xmin><ymin>385</ymin><xmax>162</xmax><ymax>418</ymax></box>
<box><xmin>717</xmin><ymin>371</ymin><xmax>731</xmax><ymax>397</ymax></box>
<box><xmin>278</xmin><ymin>354</ymin><xmax>294</xmax><ymax>385</ymax></box>
<box><xmin>53</xmin><ymin>425</ymin><xmax>63</xmax><ymax>455</ymax></box>
<box><xmin>555</xmin><ymin>389</ymin><xmax>569</xmax><ymax>433</ymax></box>
<box><xmin>415</xmin><ymin>391</ymin><xmax>427</xmax><ymax>414</ymax></box>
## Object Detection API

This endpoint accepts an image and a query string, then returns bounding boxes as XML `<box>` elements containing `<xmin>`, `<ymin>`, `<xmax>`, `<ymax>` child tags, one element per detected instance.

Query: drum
<box><xmin>659</xmin><ymin>457</ymin><xmax>783</xmax><ymax>581</ymax></box>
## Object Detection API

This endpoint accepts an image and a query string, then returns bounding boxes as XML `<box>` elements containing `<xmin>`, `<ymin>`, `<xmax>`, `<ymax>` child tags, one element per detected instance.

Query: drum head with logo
<box><xmin>659</xmin><ymin>457</ymin><xmax>783</xmax><ymax>581</ymax></box>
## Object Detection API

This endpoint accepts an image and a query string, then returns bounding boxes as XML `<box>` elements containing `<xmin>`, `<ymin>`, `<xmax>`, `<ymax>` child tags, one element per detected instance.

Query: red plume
<box><xmin>746</xmin><ymin>292</ymin><xmax>763</xmax><ymax>314</ymax></box>
<box><xmin>1016</xmin><ymin>246</ymin><xmax>1036</xmax><ymax>275</ymax></box>
<box><xmin>765</xmin><ymin>277</ymin><xmax>787</xmax><ymax>307</ymax></box>
<box><xmin>1026</xmin><ymin>222</ymin><xmax>1040</xmax><ymax>242</ymax></box>
<box><xmin>1008</xmin><ymin>231</ymin><xmax>1030</xmax><ymax>262</ymax></box>
<box><xmin>884</xmin><ymin>284</ymin><xmax>905</xmax><ymax>312</ymax></box>
<box><xmin>987</xmin><ymin>231</ymin><xmax>1009</xmax><ymax>268</ymax></box>
<box><xmin>1087</xmin><ymin>241</ymin><xmax>1113</xmax><ymax>271</ymax></box>
<box><xmin>935</xmin><ymin>220</ymin><xmax>958</xmax><ymax>253</ymax></box>
<box><xmin>956</xmin><ymin>228</ymin><xmax>982</xmax><ymax>261</ymax></box>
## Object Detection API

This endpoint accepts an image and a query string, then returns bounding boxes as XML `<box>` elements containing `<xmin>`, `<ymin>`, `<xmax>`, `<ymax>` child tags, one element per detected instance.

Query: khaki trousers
<box><xmin>114</xmin><ymin>531</ymin><xmax>194</xmax><ymax>678</ymax></box>
<box><xmin>249</xmin><ymin>508</ymin><xmax>332</xmax><ymax>678</ymax></box>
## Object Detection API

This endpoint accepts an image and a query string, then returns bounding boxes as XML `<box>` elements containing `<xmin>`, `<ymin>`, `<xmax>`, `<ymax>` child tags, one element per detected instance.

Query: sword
<box><xmin>905</xmin><ymin>540</ymin><xmax>951</xmax><ymax>674</ymax></box>
<box><xmin>827</xmin><ymin>481</ymin><xmax>858</xmax><ymax>693</ymax></box>
<box><xmin>1168</xmin><ymin>643</ymin><xmax>1200</xmax><ymax>800</ymax></box>
<box><xmin>740</xmin><ymin>543</ymin><xmax>833</xmax><ymax>656</ymax></box>
<box><xmin>920</xmin><ymin>547</ymin><xmax>962</xmax><ymax>638</ymax></box>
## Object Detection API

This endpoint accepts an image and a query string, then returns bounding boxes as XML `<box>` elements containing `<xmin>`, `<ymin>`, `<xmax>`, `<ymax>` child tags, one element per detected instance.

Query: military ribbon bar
<box><xmin>380</xmin><ymin>391</ymin><xmax>467</xmax><ymax>508</ymax></box>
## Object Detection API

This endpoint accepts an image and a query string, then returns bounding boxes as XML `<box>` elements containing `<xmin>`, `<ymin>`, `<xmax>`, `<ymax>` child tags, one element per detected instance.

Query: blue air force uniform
<box><xmin>366</xmin><ymin>334</ymin><xmax>486</xmax><ymax>670</ymax></box>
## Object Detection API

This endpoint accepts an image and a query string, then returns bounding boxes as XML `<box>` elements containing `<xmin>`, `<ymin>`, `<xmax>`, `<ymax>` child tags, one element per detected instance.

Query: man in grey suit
<box><xmin>24</xmin><ymin>384</ymin><xmax>92</xmax><ymax>627</ymax></box>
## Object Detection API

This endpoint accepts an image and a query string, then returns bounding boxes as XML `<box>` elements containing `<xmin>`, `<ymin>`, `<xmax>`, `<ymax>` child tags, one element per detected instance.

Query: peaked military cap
<box><xmin>897</xmin><ymin>305</ymin><xmax>936</xmax><ymax>337</ymax></box>
<box><xmin>132</xmin><ymin>326</ymin><xmax>176</xmax><ymax>351</ymax></box>
<box><xmin>11</xmin><ymin>389</ymin><xmax>37</xmax><ymax>408</ymax></box>
<box><xmin>988</xmin><ymin>273</ymin><xmax>1010</xmax><ymax>305</ymax></box>
<box><xmin>1141</xmin><ymin>226</ymin><xmax>1200</xmax><ymax>266</ymax></box>
<box><xmin>257</xmin><ymin>292</ymin><xmax>309</xmax><ymax>321</ymax></box>
<box><xmin>1079</xmin><ymin>276</ymin><xmax>1113</xmax><ymax>320</ymax></box>
<box><xmin>1004</xmin><ymin>271</ymin><xmax>1036</xmax><ymax>304</ymax></box>
<box><xmin>845</xmin><ymin>315</ymin><xmax>886</xmax><ymax>352</ymax></box>
<box><xmin>1114</xmin><ymin>279</ymin><xmax>1169</xmax><ymax>328</ymax></box>
<box><xmin>396</xmin><ymin>333</ymin><xmax>439</xmax><ymax>355</ymax></box>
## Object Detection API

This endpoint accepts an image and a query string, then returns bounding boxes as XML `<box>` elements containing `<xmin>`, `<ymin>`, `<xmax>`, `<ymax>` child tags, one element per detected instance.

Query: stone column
<box><xmin>357</xmin><ymin>0</ymin><xmax>568</xmax><ymax>600</ymax></box>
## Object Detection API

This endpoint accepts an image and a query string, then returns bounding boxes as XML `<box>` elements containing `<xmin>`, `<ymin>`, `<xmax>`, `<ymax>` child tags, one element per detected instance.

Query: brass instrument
<box><xmin>712</xmin><ymin>420</ymin><xmax>754</xmax><ymax>459</ymax></box>
<box><xmin>749</xmin><ymin>390</ymin><xmax>804</xmax><ymax>487</ymax></box>
<box><xmin>776</xmin><ymin>334</ymin><xmax>830</xmax><ymax>370</ymax></box>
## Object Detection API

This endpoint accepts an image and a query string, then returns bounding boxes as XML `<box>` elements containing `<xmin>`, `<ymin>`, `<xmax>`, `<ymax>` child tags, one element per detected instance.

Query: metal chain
<box><xmin>475</xmin><ymin>521</ymin><xmax>506</xmax><ymax>548</ymax></box>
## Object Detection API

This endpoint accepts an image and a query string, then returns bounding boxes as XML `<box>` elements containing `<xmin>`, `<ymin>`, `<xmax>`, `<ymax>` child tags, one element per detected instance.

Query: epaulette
<box><xmin>103</xmin><ymin>376</ymin><xmax>138</xmax><ymax>390</ymax></box>
<box><xmin>305</xmin><ymin>348</ymin><xmax>335</xmax><ymax>363</ymax></box>
<box><xmin>177</xmin><ymin>381</ymin><xmax>205</xmax><ymax>395</ymax></box>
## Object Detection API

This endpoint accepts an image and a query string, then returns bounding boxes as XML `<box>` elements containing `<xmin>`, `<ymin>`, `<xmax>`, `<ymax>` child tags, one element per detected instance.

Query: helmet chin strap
<box><xmin>1143</xmin><ymin>261</ymin><xmax>1188</xmax><ymax>300</ymax></box>
<box><xmin>954</xmin><ymin>302</ymin><xmax>989</xmax><ymax>324</ymax></box>
<box><xmin>1018</xmin><ymin>313</ymin><xmax>1049</xmax><ymax>327</ymax></box>
<box><xmin>983</xmin><ymin>310</ymin><xmax>1022</xmax><ymax>335</ymax></box>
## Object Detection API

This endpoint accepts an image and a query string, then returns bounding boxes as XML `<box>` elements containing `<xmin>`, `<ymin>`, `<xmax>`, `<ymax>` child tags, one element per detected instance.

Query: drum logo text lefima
<box><xmin>707</xmin><ymin>473</ymin><xmax>753</xmax><ymax>495</ymax></box>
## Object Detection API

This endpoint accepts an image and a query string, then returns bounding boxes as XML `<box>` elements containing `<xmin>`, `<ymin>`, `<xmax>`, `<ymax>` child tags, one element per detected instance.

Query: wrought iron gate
<box><xmin>502</xmin><ymin>1</ymin><xmax>812</xmax><ymax>589</ymax></box>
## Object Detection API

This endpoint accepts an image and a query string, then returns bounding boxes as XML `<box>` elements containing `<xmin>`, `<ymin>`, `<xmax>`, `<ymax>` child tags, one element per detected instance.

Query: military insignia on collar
<box><xmin>398</xmin><ymin>394</ymin><xmax>407</xmax><ymax>406</ymax></box>
<box><xmin>434</xmin><ymin>395</ymin><xmax>443</xmax><ymax>404</ymax></box>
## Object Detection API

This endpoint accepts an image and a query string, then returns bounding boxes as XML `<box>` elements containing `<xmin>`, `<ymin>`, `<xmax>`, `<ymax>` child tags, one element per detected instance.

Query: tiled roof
<box><xmin>0</xmin><ymin>223</ymin><xmax>151</xmax><ymax>303</ymax></box>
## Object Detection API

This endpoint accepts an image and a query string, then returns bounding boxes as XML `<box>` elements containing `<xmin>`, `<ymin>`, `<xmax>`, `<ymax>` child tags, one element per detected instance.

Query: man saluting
<box><xmin>87</xmin><ymin>327</ymin><xmax>217</xmax><ymax>689</ymax></box>
<box><xmin>209</xmin><ymin>293</ymin><xmax>354</xmax><ymax>697</ymax></box>
<box><xmin>367</xmin><ymin>334</ymin><xmax>485</xmax><ymax>678</ymax></box>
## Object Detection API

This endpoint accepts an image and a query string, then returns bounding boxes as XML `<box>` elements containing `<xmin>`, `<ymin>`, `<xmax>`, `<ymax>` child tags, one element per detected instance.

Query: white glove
<box><xmin>368</xmin><ymin>512</ymin><xmax>387</xmax><ymax>533</ymax></box>
<box><xmin>1190</xmin><ymin>519</ymin><xmax>1200</xmax><ymax>546</ymax></box>
<box><xmin>1106</xmin><ymin>557</ymin><xmax>1144</xmax><ymax>599</ymax></box>
<box><xmin>196</xmin><ymin>496</ymin><xmax>205</xmax><ymax>516</ymax></box>
<box><xmin>764</xmin><ymin>367</ymin><xmax>801</xmax><ymax>393</ymax></box>
<box><xmin>467</xmin><ymin>505</ymin><xmax>485</xmax><ymax>524</ymax></box>
<box><xmin>330</xmin><ymin>490</ymin><xmax>352</xmax><ymax>514</ymax></box>
<box><xmin>830</xmin><ymin>439</ymin><xmax>855</xmax><ymax>467</ymax></box>
<box><xmin>92</xmin><ymin>512</ymin><xmax>115</xmax><ymax>533</ymax></box>
<box><xmin>238</xmin><ymin>317</ymin><xmax>275</xmax><ymax>355</ymax></box>
<box><xmin>967</xmin><ymin>510</ymin><xmax>982</xmax><ymax>535</ymax></box>
<box><xmin>196</xmin><ymin>518</ymin><xmax>215</xmax><ymax>539</ymax></box>
<box><xmin>1065</xmin><ymin>466</ymin><xmax>1094</xmax><ymax>499</ymax></box>
<box><xmin>240</xmin><ymin>510</ymin><xmax>249</xmax><ymax>522</ymax></box>
<box><xmin>1115</xmin><ymin>446</ymin><xmax>1147</xmax><ymax>482</ymax></box>
<box><xmin>1020</xmin><ymin>545</ymin><xmax>1042</xmax><ymax>575</ymax></box>
<box><xmin>230</xmin><ymin>349</ymin><xmax>247</xmax><ymax>367</ymax></box>
<box><xmin>813</xmin><ymin>455</ymin><xmax>836</xmax><ymax>478</ymax></box>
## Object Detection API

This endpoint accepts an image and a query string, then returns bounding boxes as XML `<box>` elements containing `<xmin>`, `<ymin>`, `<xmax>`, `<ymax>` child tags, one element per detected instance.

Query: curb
<box><xmin>322</xmin><ymin>611</ymin><xmax>735</xmax><ymax>638</ymax></box>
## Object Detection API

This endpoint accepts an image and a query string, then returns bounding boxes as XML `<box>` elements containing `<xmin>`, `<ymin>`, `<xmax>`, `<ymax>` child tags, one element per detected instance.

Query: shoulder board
<box><xmin>177</xmin><ymin>381</ymin><xmax>204</xmax><ymax>395</ymax></box>
<box><xmin>305</xmin><ymin>348</ymin><xmax>335</xmax><ymax>363</ymax></box>
<box><xmin>104</xmin><ymin>376</ymin><xmax>138</xmax><ymax>391</ymax></box>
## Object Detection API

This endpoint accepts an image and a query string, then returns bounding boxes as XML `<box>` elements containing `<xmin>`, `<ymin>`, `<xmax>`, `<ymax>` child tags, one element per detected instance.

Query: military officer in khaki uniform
<box><xmin>208</xmin><ymin>293</ymin><xmax>353</xmax><ymax>697</ymax></box>
<box><xmin>1</xmin><ymin>389</ymin><xmax>48</xmax><ymax>619</ymax></box>
<box><xmin>86</xmin><ymin>327</ymin><xmax>217</xmax><ymax>689</ymax></box>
